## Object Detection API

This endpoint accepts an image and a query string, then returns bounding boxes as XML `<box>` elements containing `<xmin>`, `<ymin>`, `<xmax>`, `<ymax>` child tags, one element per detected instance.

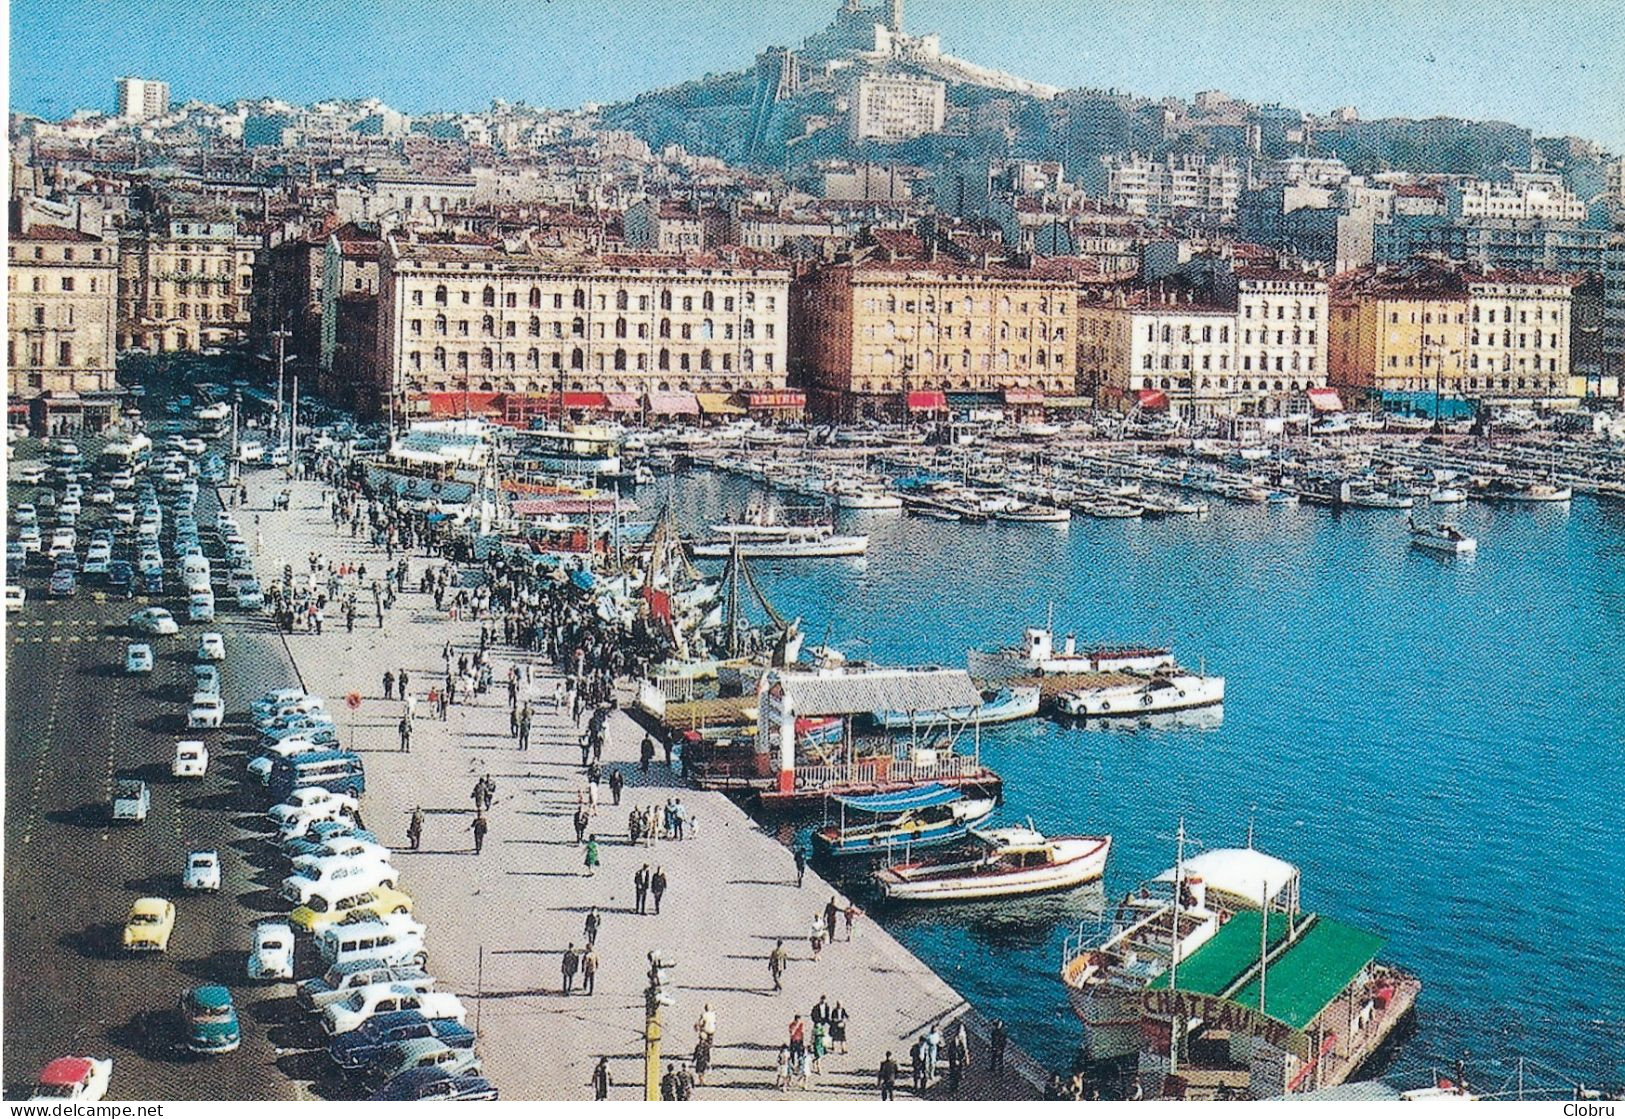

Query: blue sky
<box><xmin>10</xmin><ymin>0</ymin><xmax>1625</xmax><ymax>151</ymax></box>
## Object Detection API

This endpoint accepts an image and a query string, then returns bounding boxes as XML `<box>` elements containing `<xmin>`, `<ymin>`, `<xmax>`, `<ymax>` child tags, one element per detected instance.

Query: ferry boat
<box><xmin>874</xmin><ymin>826</ymin><xmax>1111</xmax><ymax>902</ymax></box>
<box><xmin>1056</xmin><ymin>671</ymin><xmax>1225</xmax><ymax>717</ymax></box>
<box><xmin>811</xmin><ymin>783</ymin><xmax>998</xmax><ymax>858</ymax></box>
<box><xmin>969</xmin><ymin>626</ymin><xmax>1175</xmax><ymax>681</ymax></box>
<box><xmin>1409</xmin><ymin>519</ymin><xmax>1477</xmax><ymax>556</ymax></box>
<box><xmin>868</xmin><ymin>685</ymin><xmax>1041</xmax><ymax>730</ymax></box>
<box><xmin>1060</xmin><ymin>843</ymin><xmax>1301</xmax><ymax>1061</ymax></box>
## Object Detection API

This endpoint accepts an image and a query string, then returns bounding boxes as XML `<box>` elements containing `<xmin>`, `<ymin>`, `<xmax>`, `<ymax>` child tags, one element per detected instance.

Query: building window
<box><xmin>615</xmin><ymin>317</ymin><xmax>627</xmax><ymax>339</ymax></box>
<box><xmin>571</xmin><ymin>347</ymin><xmax>584</xmax><ymax>370</ymax></box>
<box><xmin>572</xmin><ymin>317</ymin><xmax>585</xmax><ymax>338</ymax></box>
<box><xmin>658</xmin><ymin>348</ymin><xmax>670</xmax><ymax>370</ymax></box>
<box><xmin>433</xmin><ymin>347</ymin><xmax>447</xmax><ymax>370</ymax></box>
<box><xmin>614</xmin><ymin>348</ymin><xmax>627</xmax><ymax>371</ymax></box>
<box><xmin>482</xmin><ymin>314</ymin><xmax>495</xmax><ymax>335</ymax></box>
<box><xmin>457</xmin><ymin>353</ymin><xmax>468</xmax><ymax>371</ymax></box>
<box><xmin>616</xmin><ymin>289</ymin><xmax>628</xmax><ymax>311</ymax></box>
<box><xmin>434</xmin><ymin>285</ymin><xmax>447</xmax><ymax>305</ymax></box>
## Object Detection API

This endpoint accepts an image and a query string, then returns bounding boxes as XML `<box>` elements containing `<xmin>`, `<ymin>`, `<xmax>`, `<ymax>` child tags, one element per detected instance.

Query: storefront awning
<box><xmin>564</xmin><ymin>391</ymin><xmax>608</xmax><ymax>410</ymax></box>
<box><xmin>1003</xmin><ymin>389</ymin><xmax>1046</xmax><ymax>405</ymax></box>
<box><xmin>746</xmin><ymin>390</ymin><xmax>807</xmax><ymax>409</ymax></box>
<box><xmin>1307</xmin><ymin>387</ymin><xmax>1344</xmax><ymax>413</ymax></box>
<box><xmin>696</xmin><ymin>392</ymin><xmax>747</xmax><ymax>416</ymax></box>
<box><xmin>647</xmin><ymin>391</ymin><xmax>700</xmax><ymax>416</ymax></box>
<box><xmin>906</xmin><ymin>390</ymin><xmax>948</xmax><ymax>412</ymax></box>
<box><xmin>1136</xmin><ymin>388</ymin><xmax>1170</xmax><ymax>412</ymax></box>
<box><xmin>423</xmin><ymin>391</ymin><xmax>503</xmax><ymax>418</ymax></box>
<box><xmin>604</xmin><ymin>392</ymin><xmax>642</xmax><ymax>413</ymax></box>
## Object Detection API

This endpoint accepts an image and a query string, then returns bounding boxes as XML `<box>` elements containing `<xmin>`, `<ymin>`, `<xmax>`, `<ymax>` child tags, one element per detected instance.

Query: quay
<box><xmin>232</xmin><ymin>467</ymin><xmax>1045</xmax><ymax>1100</ymax></box>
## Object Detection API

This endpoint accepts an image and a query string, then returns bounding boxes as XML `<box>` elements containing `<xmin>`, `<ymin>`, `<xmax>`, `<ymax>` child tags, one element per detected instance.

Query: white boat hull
<box><xmin>879</xmin><ymin>835</ymin><xmax>1110</xmax><ymax>901</ymax></box>
<box><xmin>1059</xmin><ymin>674</ymin><xmax>1226</xmax><ymax>717</ymax></box>
<box><xmin>1411</xmin><ymin>535</ymin><xmax>1476</xmax><ymax>555</ymax></box>
<box><xmin>691</xmin><ymin>535</ymin><xmax>868</xmax><ymax>559</ymax></box>
<box><xmin>834</xmin><ymin>492</ymin><xmax>903</xmax><ymax>511</ymax></box>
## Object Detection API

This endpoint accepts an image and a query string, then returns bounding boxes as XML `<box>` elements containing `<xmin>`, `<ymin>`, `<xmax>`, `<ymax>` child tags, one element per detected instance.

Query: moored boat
<box><xmin>994</xmin><ymin>504</ymin><xmax>1072</xmax><ymax>524</ymax></box>
<box><xmin>868</xmin><ymin>685</ymin><xmax>1041</xmax><ymax>729</ymax></box>
<box><xmin>1057</xmin><ymin>671</ymin><xmax>1225</xmax><ymax>717</ymax></box>
<box><xmin>1409</xmin><ymin>519</ymin><xmax>1477</xmax><ymax>556</ymax></box>
<box><xmin>691</xmin><ymin>529</ymin><xmax>869</xmax><ymax>559</ymax></box>
<box><xmin>811</xmin><ymin>783</ymin><xmax>997</xmax><ymax>858</ymax></box>
<box><xmin>875</xmin><ymin>826</ymin><xmax>1111</xmax><ymax>902</ymax></box>
<box><xmin>1482</xmin><ymin>479</ymin><xmax>1572</xmax><ymax>503</ymax></box>
<box><xmin>969</xmin><ymin>626</ymin><xmax>1175</xmax><ymax>681</ymax></box>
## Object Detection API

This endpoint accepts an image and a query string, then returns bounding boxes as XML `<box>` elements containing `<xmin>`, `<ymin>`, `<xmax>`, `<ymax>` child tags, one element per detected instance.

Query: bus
<box><xmin>267</xmin><ymin>750</ymin><xmax>366</xmax><ymax>802</ymax></box>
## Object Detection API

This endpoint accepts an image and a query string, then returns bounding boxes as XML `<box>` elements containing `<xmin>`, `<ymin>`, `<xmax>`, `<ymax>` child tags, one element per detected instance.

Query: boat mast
<box><xmin>1168</xmin><ymin>816</ymin><xmax>1185</xmax><ymax>1078</ymax></box>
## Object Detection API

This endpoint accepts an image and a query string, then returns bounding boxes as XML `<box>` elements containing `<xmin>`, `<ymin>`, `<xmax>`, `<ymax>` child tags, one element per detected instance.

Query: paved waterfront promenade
<box><xmin>233</xmin><ymin>468</ymin><xmax>1044</xmax><ymax>1101</ymax></box>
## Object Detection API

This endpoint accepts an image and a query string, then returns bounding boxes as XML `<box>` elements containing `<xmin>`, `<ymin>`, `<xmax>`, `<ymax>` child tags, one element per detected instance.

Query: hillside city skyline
<box><xmin>12</xmin><ymin>0</ymin><xmax>1625</xmax><ymax>152</ymax></box>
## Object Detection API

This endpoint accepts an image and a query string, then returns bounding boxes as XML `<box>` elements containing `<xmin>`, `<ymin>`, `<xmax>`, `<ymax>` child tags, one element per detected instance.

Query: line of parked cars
<box><xmin>241</xmin><ymin>686</ymin><xmax>495</xmax><ymax>1100</ymax></box>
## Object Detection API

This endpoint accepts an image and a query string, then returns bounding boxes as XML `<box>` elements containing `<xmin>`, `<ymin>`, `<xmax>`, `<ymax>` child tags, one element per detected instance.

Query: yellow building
<box><xmin>1328</xmin><ymin>266</ymin><xmax>1467</xmax><ymax>397</ymax></box>
<box><xmin>793</xmin><ymin>254</ymin><xmax>1080</xmax><ymax>420</ymax></box>
<box><xmin>118</xmin><ymin>215</ymin><xmax>257</xmax><ymax>353</ymax></box>
<box><xmin>7</xmin><ymin>223</ymin><xmax>120</xmax><ymax>400</ymax></box>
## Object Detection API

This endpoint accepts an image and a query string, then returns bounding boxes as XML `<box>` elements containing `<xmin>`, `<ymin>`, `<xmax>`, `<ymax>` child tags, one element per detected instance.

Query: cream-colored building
<box><xmin>376</xmin><ymin>239</ymin><xmax>791</xmax><ymax>408</ymax></box>
<box><xmin>851</xmin><ymin>73</ymin><xmax>946</xmax><ymax>142</ymax></box>
<box><xmin>117</xmin><ymin>217</ymin><xmax>257</xmax><ymax>353</ymax></box>
<box><xmin>1076</xmin><ymin>293</ymin><xmax>1241</xmax><ymax>419</ymax></box>
<box><xmin>795</xmin><ymin>257</ymin><xmax>1077</xmax><ymax>419</ymax></box>
<box><xmin>1448</xmin><ymin>174</ymin><xmax>1587</xmax><ymax>223</ymax></box>
<box><xmin>1235</xmin><ymin>272</ymin><xmax>1329</xmax><ymax>392</ymax></box>
<box><xmin>7</xmin><ymin>224</ymin><xmax>119</xmax><ymax>397</ymax></box>
<box><xmin>1466</xmin><ymin>275</ymin><xmax>1575</xmax><ymax>399</ymax></box>
<box><xmin>115</xmin><ymin>76</ymin><xmax>170</xmax><ymax>121</ymax></box>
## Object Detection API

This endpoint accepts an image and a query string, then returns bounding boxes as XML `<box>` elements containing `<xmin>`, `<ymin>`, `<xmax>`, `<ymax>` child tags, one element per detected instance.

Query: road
<box><xmin>4</xmin><ymin>403</ymin><xmax>305</xmax><ymax>1099</ymax></box>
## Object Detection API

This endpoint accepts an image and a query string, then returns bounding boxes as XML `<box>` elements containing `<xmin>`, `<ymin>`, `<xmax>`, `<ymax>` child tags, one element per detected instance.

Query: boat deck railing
<box><xmin>795</xmin><ymin>751</ymin><xmax>988</xmax><ymax>792</ymax></box>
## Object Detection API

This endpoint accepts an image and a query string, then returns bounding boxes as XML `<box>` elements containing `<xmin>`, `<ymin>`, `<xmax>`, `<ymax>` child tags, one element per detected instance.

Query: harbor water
<box><xmin>657</xmin><ymin>470</ymin><xmax>1625</xmax><ymax>1088</ymax></box>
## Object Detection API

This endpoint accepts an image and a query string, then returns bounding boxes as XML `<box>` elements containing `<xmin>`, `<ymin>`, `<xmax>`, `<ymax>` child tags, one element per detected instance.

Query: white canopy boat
<box><xmin>1057</xmin><ymin>671</ymin><xmax>1225</xmax><ymax>717</ymax></box>
<box><xmin>875</xmin><ymin>826</ymin><xmax>1112</xmax><ymax>902</ymax></box>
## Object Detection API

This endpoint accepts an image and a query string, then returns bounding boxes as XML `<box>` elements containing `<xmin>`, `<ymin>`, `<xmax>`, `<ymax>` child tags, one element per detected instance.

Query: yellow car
<box><xmin>289</xmin><ymin>886</ymin><xmax>413</xmax><ymax>935</ymax></box>
<box><xmin>122</xmin><ymin>897</ymin><xmax>176</xmax><ymax>953</ymax></box>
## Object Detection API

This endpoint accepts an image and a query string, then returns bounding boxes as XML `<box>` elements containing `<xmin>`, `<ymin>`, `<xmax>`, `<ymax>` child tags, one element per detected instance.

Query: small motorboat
<box><xmin>1080</xmin><ymin>500</ymin><xmax>1143</xmax><ymax>519</ymax></box>
<box><xmin>1410</xmin><ymin>520</ymin><xmax>1477</xmax><ymax>556</ymax></box>
<box><xmin>1428</xmin><ymin>487</ymin><xmax>1467</xmax><ymax>504</ymax></box>
<box><xmin>812</xmin><ymin>784</ymin><xmax>998</xmax><ymax>858</ymax></box>
<box><xmin>1340</xmin><ymin>481</ymin><xmax>1414</xmax><ymax>509</ymax></box>
<box><xmin>912</xmin><ymin>506</ymin><xmax>962</xmax><ymax>523</ymax></box>
<box><xmin>1482</xmin><ymin>480</ymin><xmax>1573</xmax><ymax>503</ymax></box>
<box><xmin>868</xmin><ymin>686</ymin><xmax>1041</xmax><ymax>730</ymax></box>
<box><xmin>1057</xmin><ymin>672</ymin><xmax>1226</xmax><ymax>717</ymax></box>
<box><xmin>874</xmin><ymin>826</ymin><xmax>1112</xmax><ymax>902</ymax></box>
<box><xmin>994</xmin><ymin>504</ymin><xmax>1072</xmax><ymax>524</ymax></box>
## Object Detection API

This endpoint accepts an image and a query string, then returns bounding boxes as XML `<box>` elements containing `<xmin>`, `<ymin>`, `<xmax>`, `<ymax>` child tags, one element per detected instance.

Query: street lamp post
<box><xmin>271</xmin><ymin>326</ymin><xmax>292</xmax><ymax>437</ymax></box>
<box><xmin>644</xmin><ymin>951</ymin><xmax>674</xmax><ymax>1101</ymax></box>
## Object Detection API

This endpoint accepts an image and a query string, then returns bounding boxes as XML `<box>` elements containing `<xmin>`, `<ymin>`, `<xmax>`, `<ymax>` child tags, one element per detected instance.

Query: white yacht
<box><xmin>875</xmin><ymin>827</ymin><xmax>1111</xmax><ymax>902</ymax></box>
<box><xmin>1410</xmin><ymin>520</ymin><xmax>1477</xmax><ymax>556</ymax></box>
<box><xmin>691</xmin><ymin>527</ymin><xmax>869</xmax><ymax>559</ymax></box>
<box><xmin>968</xmin><ymin>626</ymin><xmax>1175</xmax><ymax>681</ymax></box>
<box><xmin>828</xmin><ymin>481</ymin><xmax>903</xmax><ymax>511</ymax></box>
<box><xmin>1056</xmin><ymin>671</ymin><xmax>1226</xmax><ymax>717</ymax></box>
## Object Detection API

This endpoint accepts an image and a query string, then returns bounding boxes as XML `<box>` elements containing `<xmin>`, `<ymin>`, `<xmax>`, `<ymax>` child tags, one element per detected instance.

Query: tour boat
<box><xmin>1056</xmin><ymin>671</ymin><xmax>1225</xmax><ymax>717</ymax></box>
<box><xmin>994</xmin><ymin>504</ymin><xmax>1072</xmax><ymax>524</ymax></box>
<box><xmin>812</xmin><ymin>784</ymin><xmax>999</xmax><ymax>858</ymax></box>
<box><xmin>868</xmin><ymin>685</ymin><xmax>1041</xmax><ymax>730</ymax></box>
<box><xmin>1409</xmin><ymin>520</ymin><xmax>1477</xmax><ymax>556</ymax></box>
<box><xmin>691</xmin><ymin>531</ymin><xmax>868</xmax><ymax>559</ymax></box>
<box><xmin>969</xmin><ymin>626</ymin><xmax>1175</xmax><ymax>681</ymax></box>
<box><xmin>874</xmin><ymin>827</ymin><xmax>1112</xmax><ymax>902</ymax></box>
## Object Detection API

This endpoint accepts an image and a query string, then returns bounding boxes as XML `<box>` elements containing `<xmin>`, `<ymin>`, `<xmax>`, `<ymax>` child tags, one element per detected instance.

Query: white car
<box><xmin>323</xmin><ymin>985</ymin><xmax>466</xmax><ymax>1037</ymax></box>
<box><xmin>129</xmin><ymin>607</ymin><xmax>179</xmax><ymax>636</ymax></box>
<box><xmin>14</xmin><ymin>503</ymin><xmax>37</xmax><ymax>525</ymax></box>
<box><xmin>188</xmin><ymin>592</ymin><xmax>216</xmax><ymax>623</ymax></box>
<box><xmin>59</xmin><ymin>496</ymin><xmax>82</xmax><ymax>516</ymax></box>
<box><xmin>282</xmin><ymin>853</ymin><xmax>399</xmax><ymax>907</ymax></box>
<box><xmin>315</xmin><ymin>912</ymin><xmax>429</xmax><ymax>969</ymax></box>
<box><xmin>49</xmin><ymin>528</ymin><xmax>77</xmax><ymax>557</ymax></box>
<box><xmin>269</xmin><ymin>788</ymin><xmax>359</xmax><ymax>828</ymax></box>
<box><xmin>6</xmin><ymin>585</ymin><xmax>25</xmax><ymax>612</ymax></box>
<box><xmin>13</xmin><ymin>462</ymin><xmax>48</xmax><ymax>485</ymax></box>
<box><xmin>91</xmin><ymin>485</ymin><xmax>116</xmax><ymax>505</ymax></box>
<box><xmin>181</xmin><ymin>437</ymin><xmax>207</xmax><ymax>456</ymax></box>
<box><xmin>183</xmin><ymin>849</ymin><xmax>221</xmax><ymax>891</ymax></box>
<box><xmin>113</xmin><ymin>502</ymin><xmax>137</xmax><ymax>525</ymax></box>
<box><xmin>172</xmin><ymin>739</ymin><xmax>210</xmax><ymax>778</ymax></box>
<box><xmin>248</xmin><ymin>921</ymin><xmax>295</xmax><ymax>981</ymax></box>
<box><xmin>28</xmin><ymin>1056</ymin><xmax>113</xmax><ymax>1102</ymax></box>
<box><xmin>19</xmin><ymin>525</ymin><xmax>43</xmax><ymax>553</ymax></box>
<box><xmin>196</xmin><ymin>632</ymin><xmax>227</xmax><ymax>662</ymax></box>
<box><xmin>125</xmin><ymin>643</ymin><xmax>155</xmax><ymax>674</ymax></box>
<box><xmin>187</xmin><ymin>693</ymin><xmax>225</xmax><ymax>729</ymax></box>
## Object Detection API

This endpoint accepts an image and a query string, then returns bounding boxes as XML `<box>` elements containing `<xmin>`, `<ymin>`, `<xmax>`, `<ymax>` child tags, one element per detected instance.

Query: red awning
<box><xmin>1307</xmin><ymin>387</ymin><xmax>1344</xmax><ymax>413</ymax></box>
<box><xmin>1136</xmin><ymin>388</ymin><xmax>1169</xmax><ymax>412</ymax></box>
<box><xmin>563</xmin><ymin>391</ymin><xmax>608</xmax><ymax>409</ymax></box>
<box><xmin>423</xmin><ymin>391</ymin><xmax>503</xmax><ymax>417</ymax></box>
<box><xmin>647</xmin><ymin>391</ymin><xmax>700</xmax><ymax>416</ymax></box>
<box><xmin>906</xmin><ymin>390</ymin><xmax>947</xmax><ymax>412</ymax></box>
<box><xmin>604</xmin><ymin>392</ymin><xmax>641</xmax><ymax>412</ymax></box>
<box><xmin>1003</xmin><ymin>389</ymin><xmax>1045</xmax><ymax>405</ymax></box>
<box><xmin>746</xmin><ymin>390</ymin><xmax>807</xmax><ymax>409</ymax></box>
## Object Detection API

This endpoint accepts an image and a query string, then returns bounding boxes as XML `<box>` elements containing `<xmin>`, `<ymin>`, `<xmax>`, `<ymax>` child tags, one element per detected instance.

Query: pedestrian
<box><xmin>633</xmin><ymin>864</ymin><xmax>651</xmax><ymax>913</ymax></box>
<box><xmin>810</xmin><ymin>914</ymin><xmax>825</xmax><ymax>961</ymax></box>
<box><xmin>694</xmin><ymin>1003</ymin><xmax>716</xmax><ymax>1047</ymax></box>
<box><xmin>468</xmin><ymin>811</ymin><xmax>488</xmax><ymax>855</ymax></box>
<box><xmin>398</xmin><ymin>667</ymin><xmax>410</xmax><ymax>696</ymax></box>
<box><xmin>584</xmin><ymin>906</ymin><xmax>601</xmax><ymax>946</ymax></box>
<box><xmin>561</xmin><ymin>943</ymin><xmax>579</xmax><ymax>994</ymax></box>
<box><xmin>589</xmin><ymin>1056</ymin><xmax>612</xmax><ymax>1100</ymax></box>
<box><xmin>581</xmin><ymin>946</ymin><xmax>599</xmax><ymax>995</ymax></box>
<box><xmin>650</xmin><ymin>866</ymin><xmax>667</xmax><ymax>914</ymax></box>
<box><xmin>910</xmin><ymin>1037</ymin><xmax>926</xmax><ymax>1091</ymax></box>
<box><xmin>663</xmin><ymin>734</ymin><xmax>674</xmax><ymax>769</ymax></box>
<box><xmin>481</xmin><ymin>777</ymin><xmax>496</xmax><ymax>813</ymax></box>
<box><xmin>583</xmin><ymin>835</ymin><xmax>599</xmax><ymax>876</ymax></box>
<box><xmin>947</xmin><ymin>1028</ymin><xmax>964</xmax><ymax>1092</ymax></box>
<box><xmin>675</xmin><ymin>1064</ymin><xmax>694</xmax><ymax>1100</ymax></box>
<box><xmin>878</xmin><ymin>1050</ymin><xmax>899</xmax><ymax>1101</ymax></box>
<box><xmin>924</xmin><ymin>1024</ymin><xmax>942</xmax><ymax>1081</ymax></box>
<box><xmin>824</xmin><ymin>897</ymin><xmax>840</xmax><ymax>944</ymax></box>
<box><xmin>768</xmin><ymin>939</ymin><xmax>788</xmax><ymax>991</ymax></box>
<box><xmin>990</xmin><ymin>1019</ymin><xmax>1007</xmax><ymax>1073</ymax></box>
<box><xmin>639</xmin><ymin>735</ymin><xmax>654</xmax><ymax>776</ymax></box>
<box><xmin>406</xmin><ymin>806</ymin><xmax>424</xmax><ymax>851</ymax></box>
<box><xmin>383</xmin><ymin>670</ymin><xmax>395</xmax><ymax>700</ymax></box>
<box><xmin>510</xmin><ymin>707</ymin><xmax>520</xmax><ymax>738</ymax></box>
<box><xmin>692</xmin><ymin>1038</ymin><xmax>711</xmax><ymax>1086</ymax></box>
<box><xmin>398</xmin><ymin>715</ymin><xmax>412</xmax><ymax>753</ymax></box>
<box><xmin>660</xmin><ymin>1065</ymin><xmax>677</xmax><ymax>1102</ymax></box>
<box><xmin>774</xmin><ymin>1045</ymin><xmax>791</xmax><ymax>1091</ymax></box>
<box><xmin>608</xmin><ymin>769</ymin><xmax>624</xmax><ymax>806</ymax></box>
<box><xmin>574</xmin><ymin>806</ymin><xmax>589</xmax><ymax>845</ymax></box>
<box><xmin>793</xmin><ymin>844</ymin><xmax>807</xmax><ymax>888</ymax></box>
<box><xmin>830</xmin><ymin>1001</ymin><xmax>849</xmax><ymax>1054</ymax></box>
<box><xmin>787</xmin><ymin>1014</ymin><xmax>806</xmax><ymax>1076</ymax></box>
<box><xmin>844</xmin><ymin>901</ymin><xmax>859</xmax><ymax>942</ymax></box>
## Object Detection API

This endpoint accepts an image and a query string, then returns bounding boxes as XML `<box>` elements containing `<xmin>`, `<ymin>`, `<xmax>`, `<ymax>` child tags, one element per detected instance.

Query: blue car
<box><xmin>370</xmin><ymin>1067</ymin><xmax>498</xmax><ymax>1101</ymax></box>
<box><xmin>179</xmin><ymin>985</ymin><xmax>241</xmax><ymax>1054</ymax></box>
<box><xmin>106</xmin><ymin>560</ymin><xmax>135</xmax><ymax>595</ymax></box>
<box><xmin>328</xmin><ymin>1011</ymin><xmax>475</xmax><ymax>1071</ymax></box>
<box><xmin>136</xmin><ymin>570</ymin><xmax>165</xmax><ymax>596</ymax></box>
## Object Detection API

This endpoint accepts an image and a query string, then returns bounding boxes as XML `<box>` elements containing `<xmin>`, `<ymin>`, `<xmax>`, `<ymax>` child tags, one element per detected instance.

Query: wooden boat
<box><xmin>811</xmin><ymin>783</ymin><xmax>997</xmax><ymax>858</ymax></box>
<box><xmin>875</xmin><ymin>826</ymin><xmax>1111</xmax><ymax>902</ymax></box>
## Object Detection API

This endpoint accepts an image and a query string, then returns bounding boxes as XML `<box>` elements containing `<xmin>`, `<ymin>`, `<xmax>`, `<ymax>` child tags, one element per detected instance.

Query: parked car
<box><xmin>247</xmin><ymin>922</ymin><xmax>295</xmax><ymax>982</ymax></box>
<box><xmin>300</xmin><ymin>964</ymin><xmax>433</xmax><ymax>1015</ymax></box>
<box><xmin>187</xmin><ymin>694</ymin><xmax>225</xmax><ymax>729</ymax></box>
<box><xmin>183</xmin><ymin>850</ymin><xmax>221</xmax><ymax>892</ymax></box>
<box><xmin>106</xmin><ymin>560</ymin><xmax>135</xmax><ymax>595</ymax></box>
<box><xmin>27</xmin><ymin>1056</ymin><xmax>113</xmax><ymax>1102</ymax></box>
<box><xmin>111</xmin><ymin>779</ymin><xmax>150</xmax><ymax>823</ymax></box>
<box><xmin>313</xmin><ymin>912</ymin><xmax>429</xmax><ymax>971</ymax></box>
<box><xmin>193</xmin><ymin>664</ymin><xmax>221</xmax><ymax>696</ymax></box>
<box><xmin>48</xmin><ymin>569</ymin><xmax>78</xmax><ymax>598</ymax></box>
<box><xmin>281</xmin><ymin>830</ymin><xmax>387</xmax><ymax>866</ymax></box>
<box><xmin>196</xmin><ymin>632</ymin><xmax>226</xmax><ymax>662</ymax></box>
<box><xmin>188</xmin><ymin>592</ymin><xmax>216</xmax><ymax>623</ymax></box>
<box><xmin>268</xmin><ymin>787</ymin><xmax>358</xmax><ymax>827</ymax></box>
<box><xmin>290</xmin><ymin>886</ymin><xmax>414</xmax><ymax>936</ymax></box>
<box><xmin>282</xmin><ymin>853</ymin><xmax>398</xmax><ymax>907</ymax></box>
<box><xmin>323</xmin><ymin>983</ymin><xmax>464</xmax><ymax>1036</ymax></box>
<box><xmin>363</xmin><ymin>1036</ymin><xmax>482</xmax><ymax>1086</ymax></box>
<box><xmin>178</xmin><ymin>985</ymin><xmax>240</xmax><ymax>1054</ymax></box>
<box><xmin>125</xmin><ymin>643</ymin><xmax>155</xmax><ymax>674</ymax></box>
<box><xmin>122</xmin><ymin>897</ymin><xmax>176</xmax><ymax>952</ymax></box>
<box><xmin>172</xmin><ymin>740</ymin><xmax>210</xmax><ymax>779</ymax></box>
<box><xmin>128</xmin><ymin>607</ymin><xmax>179</xmax><ymax>636</ymax></box>
<box><xmin>327</xmin><ymin>1009</ymin><xmax>471</xmax><ymax>1071</ymax></box>
<box><xmin>7</xmin><ymin>584</ymin><xmax>27</xmax><ymax>612</ymax></box>
<box><xmin>370</xmin><ymin>1067</ymin><xmax>498</xmax><ymax>1101</ymax></box>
